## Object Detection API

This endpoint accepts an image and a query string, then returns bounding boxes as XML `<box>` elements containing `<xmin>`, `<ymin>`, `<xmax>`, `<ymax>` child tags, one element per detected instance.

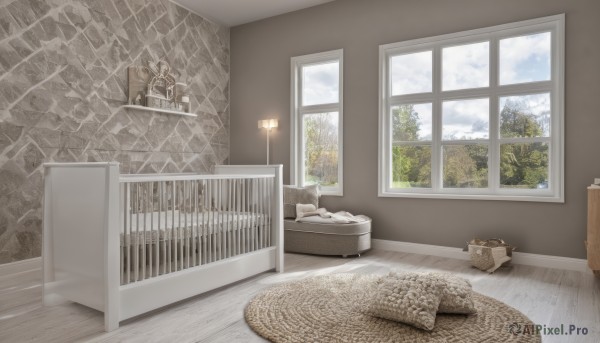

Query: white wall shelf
<box><xmin>122</xmin><ymin>105</ymin><xmax>197</xmax><ymax>118</ymax></box>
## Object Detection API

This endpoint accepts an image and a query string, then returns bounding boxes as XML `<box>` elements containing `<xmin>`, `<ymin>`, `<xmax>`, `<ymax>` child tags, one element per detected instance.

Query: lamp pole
<box><xmin>266</xmin><ymin>127</ymin><xmax>270</xmax><ymax>165</ymax></box>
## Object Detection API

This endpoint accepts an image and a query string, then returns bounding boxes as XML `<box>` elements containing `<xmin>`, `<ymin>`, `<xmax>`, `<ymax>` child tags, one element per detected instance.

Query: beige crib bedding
<box><xmin>120</xmin><ymin>210</ymin><xmax>267</xmax><ymax>246</ymax></box>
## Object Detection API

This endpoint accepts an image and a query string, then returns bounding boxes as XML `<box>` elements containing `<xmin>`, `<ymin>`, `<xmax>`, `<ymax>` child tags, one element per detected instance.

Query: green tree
<box><xmin>391</xmin><ymin>105</ymin><xmax>431</xmax><ymax>187</ymax></box>
<box><xmin>499</xmin><ymin>100</ymin><xmax>548</xmax><ymax>188</ymax></box>
<box><xmin>304</xmin><ymin>113</ymin><xmax>339</xmax><ymax>186</ymax></box>
<box><xmin>443</xmin><ymin>145</ymin><xmax>488</xmax><ymax>188</ymax></box>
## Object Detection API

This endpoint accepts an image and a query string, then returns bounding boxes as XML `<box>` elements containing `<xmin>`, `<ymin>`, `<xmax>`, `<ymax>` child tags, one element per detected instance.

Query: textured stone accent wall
<box><xmin>0</xmin><ymin>0</ymin><xmax>230</xmax><ymax>263</ymax></box>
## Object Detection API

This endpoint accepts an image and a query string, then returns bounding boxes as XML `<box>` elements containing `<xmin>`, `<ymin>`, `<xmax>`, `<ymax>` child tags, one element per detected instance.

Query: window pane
<box><xmin>391</xmin><ymin>145</ymin><xmax>431</xmax><ymax>188</ymax></box>
<box><xmin>442</xmin><ymin>98</ymin><xmax>489</xmax><ymax>140</ymax></box>
<box><xmin>500</xmin><ymin>93</ymin><xmax>550</xmax><ymax>138</ymax></box>
<box><xmin>500</xmin><ymin>32</ymin><xmax>551</xmax><ymax>85</ymax></box>
<box><xmin>442</xmin><ymin>41</ymin><xmax>489</xmax><ymax>91</ymax></box>
<box><xmin>500</xmin><ymin>143</ymin><xmax>549</xmax><ymax>189</ymax></box>
<box><xmin>392</xmin><ymin>103</ymin><xmax>432</xmax><ymax>142</ymax></box>
<box><xmin>443</xmin><ymin>145</ymin><xmax>488</xmax><ymax>188</ymax></box>
<box><xmin>303</xmin><ymin>112</ymin><xmax>339</xmax><ymax>187</ymax></box>
<box><xmin>302</xmin><ymin>61</ymin><xmax>339</xmax><ymax>106</ymax></box>
<box><xmin>391</xmin><ymin>51</ymin><xmax>432</xmax><ymax>95</ymax></box>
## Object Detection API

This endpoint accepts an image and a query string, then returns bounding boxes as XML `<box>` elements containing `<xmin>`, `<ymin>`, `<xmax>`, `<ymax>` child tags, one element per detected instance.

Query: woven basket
<box><xmin>467</xmin><ymin>238</ymin><xmax>514</xmax><ymax>273</ymax></box>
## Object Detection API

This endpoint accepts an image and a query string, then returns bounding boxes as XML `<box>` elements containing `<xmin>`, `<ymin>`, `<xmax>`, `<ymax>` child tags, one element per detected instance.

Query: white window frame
<box><xmin>378</xmin><ymin>14</ymin><xmax>564</xmax><ymax>202</ymax></box>
<box><xmin>291</xmin><ymin>49</ymin><xmax>344</xmax><ymax>196</ymax></box>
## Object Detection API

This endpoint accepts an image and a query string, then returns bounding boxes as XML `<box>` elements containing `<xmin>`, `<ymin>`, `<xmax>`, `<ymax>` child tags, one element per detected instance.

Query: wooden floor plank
<box><xmin>0</xmin><ymin>250</ymin><xmax>598</xmax><ymax>342</ymax></box>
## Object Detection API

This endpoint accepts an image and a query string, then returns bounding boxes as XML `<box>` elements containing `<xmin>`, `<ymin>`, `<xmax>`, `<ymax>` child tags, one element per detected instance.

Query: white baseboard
<box><xmin>0</xmin><ymin>257</ymin><xmax>41</xmax><ymax>275</ymax></box>
<box><xmin>372</xmin><ymin>239</ymin><xmax>591</xmax><ymax>274</ymax></box>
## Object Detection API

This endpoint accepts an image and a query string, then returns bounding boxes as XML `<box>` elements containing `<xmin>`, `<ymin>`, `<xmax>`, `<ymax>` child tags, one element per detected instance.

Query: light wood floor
<box><xmin>1</xmin><ymin>250</ymin><xmax>599</xmax><ymax>343</ymax></box>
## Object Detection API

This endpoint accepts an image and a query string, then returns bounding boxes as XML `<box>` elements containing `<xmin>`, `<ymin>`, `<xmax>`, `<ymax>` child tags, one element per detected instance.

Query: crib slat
<box><xmin>201</xmin><ymin>180</ymin><xmax>206</xmax><ymax>265</ymax></box>
<box><xmin>120</xmin><ymin>184</ymin><xmax>124</xmax><ymax>285</ymax></box>
<box><xmin>227</xmin><ymin>179</ymin><xmax>232</xmax><ymax>258</ymax></box>
<box><xmin>134</xmin><ymin>183</ymin><xmax>139</xmax><ymax>282</ymax></box>
<box><xmin>268</xmin><ymin>178</ymin><xmax>272</xmax><ymax>247</ymax></box>
<box><xmin>126</xmin><ymin>183</ymin><xmax>130</xmax><ymax>284</ymax></box>
<box><xmin>222</xmin><ymin>179</ymin><xmax>226</xmax><ymax>260</ymax></box>
<box><xmin>260</xmin><ymin>178</ymin><xmax>264</xmax><ymax>249</ymax></box>
<box><xmin>204</xmin><ymin>180</ymin><xmax>208</xmax><ymax>264</ymax></box>
<box><xmin>252</xmin><ymin>178</ymin><xmax>256</xmax><ymax>252</ymax></box>
<box><xmin>246</xmin><ymin>179</ymin><xmax>250</xmax><ymax>253</ymax></box>
<box><xmin>247</xmin><ymin>179</ymin><xmax>251</xmax><ymax>253</ymax></box>
<box><xmin>224</xmin><ymin>179</ymin><xmax>228</xmax><ymax>259</ymax></box>
<box><xmin>218</xmin><ymin>179</ymin><xmax>223</xmax><ymax>261</ymax></box>
<box><xmin>256</xmin><ymin>178</ymin><xmax>261</xmax><ymax>250</ymax></box>
<box><xmin>218</xmin><ymin>179</ymin><xmax>222</xmax><ymax>261</ymax></box>
<box><xmin>186</xmin><ymin>180</ymin><xmax>191</xmax><ymax>269</ymax></box>
<box><xmin>148</xmin><ymin>183</ymin><xmax>153</xmax><ymax>278</ymax></box>
<box><xmin>209</xmin><ymin>180</ymin><xmax>213</xmax><ymax>263</ymax></box>
<box><xmin>192</xmin><ymin>180</ymin><xmax>196</xmax><ymax>267</ymax></box>
<box><xmin>198</xmin><ymin>180</ymin><xmax>202</xmax><ymax>266</ymax></box>
<box><xmin>263</xmin><ymin>178</ymin><xmax>267</xmax><ymax>249</ymax></box>
<box><xmin>179</xmin><ymin>181</ymin><xmax>183</xmax><ymax>271</ymax></box>
<box><xmin>256</xmin><ymin>178</ymin><xmax>260</xmax><ymax>251</ymax></box>
<box><xmin>236</xmin><ymin>179</ymin><xmax>240</xmax><ymax>255</ymax></box>
<box><xmin>179</xmin><ymin>180</ymin><xmax>182</xmax><ymax>270</ymax></box>
<box><xmin>159</xmin><ymin>182</ymin><xmax>164</xmax><ymax>276</ymax></box>
<box><xmin>241</xmin><ymin>180</ymin><xmax>245</xmax><ymax>254</ymax></box>
<box><xmin>260</xmin><ymin>178</ymin><xmax>265</xmax><ymax>250</ymax></box>
<box><xmin>167</xmin><ymin>181</ymin><xmax>172</xmax><ymax>274</ymax></box>
<box><xmin>142</xmin><ymin>183</ymin><xmax>147</xmax><ymax>281</ymax></box>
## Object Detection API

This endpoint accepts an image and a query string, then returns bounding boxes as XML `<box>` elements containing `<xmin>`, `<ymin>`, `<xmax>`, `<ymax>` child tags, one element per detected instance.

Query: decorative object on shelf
<box><xmin>127</xmin><ymin>59</ymin><xmax>190</xmax><ymax>114</ymax></box>
<box><xmin>258</xmin><ymin>119</ymin><xmax>278</xmax><ymax>165</ymax></box>
<box><xmin>465</xmin><ymin>238</ymin><xmax>515</xmax><ymax>273</ymax></box>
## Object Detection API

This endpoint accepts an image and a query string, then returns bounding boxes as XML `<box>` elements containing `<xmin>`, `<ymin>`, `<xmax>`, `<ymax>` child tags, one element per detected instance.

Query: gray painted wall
<box><xmin>0</xmin><ymin>0</ymin><xmax>229</xmax><ymax>264</ymax></box>
<box><xmin>230</xmin><ymin>0</ymin><xmax>600</xmax><ymax>259</ymax></box>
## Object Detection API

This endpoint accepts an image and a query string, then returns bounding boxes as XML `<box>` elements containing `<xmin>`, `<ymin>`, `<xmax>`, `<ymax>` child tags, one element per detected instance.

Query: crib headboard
<box><xmin>42</xmin><ymin>162</ymin><xmax>120</xmax><ymax>325</ymax></box>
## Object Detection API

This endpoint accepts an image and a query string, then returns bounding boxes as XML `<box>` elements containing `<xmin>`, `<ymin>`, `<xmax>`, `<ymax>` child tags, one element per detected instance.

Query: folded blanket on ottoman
<box><xmin>295</xmin><ymin>204</ymin><xmax>369</xmax><ymax>224</ymax></box>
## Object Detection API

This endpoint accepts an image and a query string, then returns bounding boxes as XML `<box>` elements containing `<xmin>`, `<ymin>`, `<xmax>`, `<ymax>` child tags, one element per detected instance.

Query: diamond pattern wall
<box><xmin>0</xmin><ymin>0</ymin><xmax>230</xmax><ymax>263</ymax></box>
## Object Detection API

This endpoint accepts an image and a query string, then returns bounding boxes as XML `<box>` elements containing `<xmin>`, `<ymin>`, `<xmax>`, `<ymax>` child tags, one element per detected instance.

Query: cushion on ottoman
<box><xmin>283</xmin><ymin>185</ymin><xmax>319</xmax><ymax>219</ymax></box>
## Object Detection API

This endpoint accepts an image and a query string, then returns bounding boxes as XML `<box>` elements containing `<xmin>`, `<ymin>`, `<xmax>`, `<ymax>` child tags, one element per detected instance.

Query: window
<box><xmin>291</xmin><ymin>49</ymin><xmax>343</xmax><ymax>195</ymax></box>
<box><xmin>379</xmin><ymin>15</ymin><xmax>564</xmax><ymax>202</ymax></box>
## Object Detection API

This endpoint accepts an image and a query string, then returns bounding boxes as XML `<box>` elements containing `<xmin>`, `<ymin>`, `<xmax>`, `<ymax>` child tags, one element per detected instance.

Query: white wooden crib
<box><xmin>42</xmin><ymin>163</ymin><xmax>283</xmax><ymax>331</ymax></box>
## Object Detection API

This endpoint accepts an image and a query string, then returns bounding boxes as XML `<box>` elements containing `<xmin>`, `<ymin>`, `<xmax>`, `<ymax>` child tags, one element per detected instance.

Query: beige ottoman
<box><xmin>284</xmin><ymin>217</ymin><xmax>372</xmax><ymax>257</ymax></box>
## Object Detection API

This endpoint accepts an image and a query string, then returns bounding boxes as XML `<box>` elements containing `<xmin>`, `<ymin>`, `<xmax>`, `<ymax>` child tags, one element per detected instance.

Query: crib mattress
<box><xmin>121</xmin><ymin>210</ymin><xmax>266</xmax><ymax>246</ymax></box>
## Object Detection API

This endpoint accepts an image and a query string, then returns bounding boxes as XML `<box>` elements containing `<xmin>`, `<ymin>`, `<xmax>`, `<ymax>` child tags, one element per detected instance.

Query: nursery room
<box><xmin>0</xmin><ymin>0</ymin><xmax>599</xmax><ymax>342</ymax></box>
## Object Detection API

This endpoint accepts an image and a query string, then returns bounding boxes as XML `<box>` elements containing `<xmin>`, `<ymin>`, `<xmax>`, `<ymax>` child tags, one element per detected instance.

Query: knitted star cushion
<box><xmin>367</xmin><ymin>272</ymin><xmax>444</xmax><ymax>331</ymax></box>
<box><xmin>430</xmin><ymin>272</ymin><xmax>477</xmax><ymax>314</ymax></box>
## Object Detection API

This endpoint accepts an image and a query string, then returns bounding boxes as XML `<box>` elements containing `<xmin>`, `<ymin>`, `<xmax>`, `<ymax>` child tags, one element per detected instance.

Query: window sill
<box><xmin>320</xmin><ymin>190</ymin><xmax>344</xmax><ymax>197</ymax></box>
<box><xmin>378</xmin><ymin>191</ymin><xmax>563</xmax><ymax>203</ymax></box>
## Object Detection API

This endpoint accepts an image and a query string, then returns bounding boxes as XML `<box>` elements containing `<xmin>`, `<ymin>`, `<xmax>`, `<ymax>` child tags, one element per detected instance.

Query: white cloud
<box><xmin>413</xmin><ymin>103</ymin><xmax>433</xmax><ymax>140</ymax></box>
<box><xmin>500</xmin><ymin>32</ymin><xmax>551</xmax><ymax>85</ymax></box>
<box><xmin>391</xmin><ymin>51</ymin><xmax>432</xmax><ymax>95</ymax></box>
<box><xmin>443</xmin><ymin>41</ymin><xmax>489</xmax><ymax>90</ymax></box>
<box><xmin>442</xmin><ymin>98</ymin><xmax>489</xmax><ymax>140</ymax></box>
<box><xmin>302</xmin><ymin>62</ymin><xmax>339</xmax><ymax>106</ymax></box>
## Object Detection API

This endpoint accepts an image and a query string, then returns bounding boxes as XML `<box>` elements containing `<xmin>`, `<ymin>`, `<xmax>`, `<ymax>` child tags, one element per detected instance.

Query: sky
<box><xmin>302</xmin><ymin>61</ymin><xmax>339</xmax><ymax>106</ymax></box>
<box><xmin>388</xmin><ymin>31</ymin><xmax>551</xmax><ymax>141</ymax></box>
<box><xmin>300</xmin><ymin>32</ymin><xmax>551</xmax><ymax>140</ymax></box>
<box><xmin>390</xmin><ymin>31</ymin><xmax>551</xmax><ymax>94</ymax></box>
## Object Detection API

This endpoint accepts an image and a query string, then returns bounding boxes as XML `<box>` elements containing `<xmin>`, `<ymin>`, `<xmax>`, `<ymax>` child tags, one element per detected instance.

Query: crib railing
<box><xmin>119</xmin><ymin>174</ymin><xmax>275</xmax><ymax>285</ymax></box>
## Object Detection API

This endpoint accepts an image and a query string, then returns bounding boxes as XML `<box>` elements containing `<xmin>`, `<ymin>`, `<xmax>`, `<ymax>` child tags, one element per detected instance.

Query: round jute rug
<box><xmin>245</xmin><ymin>274</ymin><xmax>541</xmax><ymax>343</ymax></box>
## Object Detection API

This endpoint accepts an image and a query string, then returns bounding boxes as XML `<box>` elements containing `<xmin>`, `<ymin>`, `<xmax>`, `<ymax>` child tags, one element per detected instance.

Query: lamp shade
<box><xmin>258</xmin><ymin>119</ymin><xmax>278</xmax><ymax>129</ymax></box>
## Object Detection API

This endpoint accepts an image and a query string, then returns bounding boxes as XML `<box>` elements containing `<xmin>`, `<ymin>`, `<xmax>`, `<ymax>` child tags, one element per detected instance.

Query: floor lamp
<box><xmin>258</xmin><ymin>119</ymin><xmax>278</xmax><ymax>165</ymax></box>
